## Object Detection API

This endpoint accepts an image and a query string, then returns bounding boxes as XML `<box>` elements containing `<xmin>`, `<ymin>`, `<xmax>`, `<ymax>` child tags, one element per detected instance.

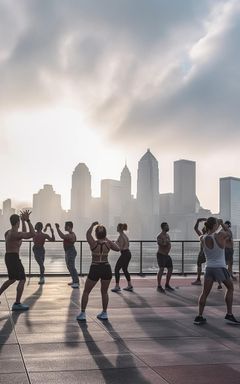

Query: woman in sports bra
<box><xmin>112</xmin><ymin>223</ymin><xmax>133</xmax><ymax>292</ymax></box>
<box><xmin>33</xmin><ymin>222</ymin><xmax>55</xmax><ymax>284</ymax></box>
<box><xmin>194</xmin><ymin>217</ymin><xmax>239</xmax><ymax>325</ymax></box>
<box><xmin>76</xmin><ymin>221</ymin><xmax>119</xmax><ymax>322</ymax></box>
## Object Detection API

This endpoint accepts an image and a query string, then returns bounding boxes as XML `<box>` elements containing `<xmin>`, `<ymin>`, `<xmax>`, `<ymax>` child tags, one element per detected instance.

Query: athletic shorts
<box><xmin>225</xmin><ymin>248</ymin><xmax>234</xmax><ymax>265</ymax></box>
<box><xmin>197</xmin><ymin>249</ymin><xmax>206</xmax><ymax>267</ymax></box>
<box><xmin>157</xmin><ymin>253</ymin><xmax>173</xmax><ymax>269</ymax></box>
<box><xmin>205</xmin><ymin>267</ymin><xmax>231</xmax><ymax>283</ymax></box>
<box><xmin>5</xmin><ymin>253</ymin><xmax>26</xmax><ymax>280</ymax></box>
<box><xmin>88</xmin><ymin>263</ymin><xmax>112</xmax><ymax>281</ymax></box>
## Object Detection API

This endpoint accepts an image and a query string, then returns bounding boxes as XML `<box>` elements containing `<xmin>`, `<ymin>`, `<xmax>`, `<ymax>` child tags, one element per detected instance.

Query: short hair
<box><xmin>117</xmin><ymin>223</ymin><xmax>128</xmax><ymax>231</ymax></box>
<box><xmin>65</xmin><ymin>221</ymin><xmax>73</xmax><ymax>229</ymax></box>
<box><xmin>35</xmin><ymin>222</ymin><xmax>43</xmax><ymax>231</ymax></box>
<box><xmin>205</xmin><ymin>217</ymin><xmax>217</xmax><ymax>231</ymax></box>
<box><xmin>161</xmin><ymin>222</ymin><xmax>168</xmax><ymax>230</ymax></box>
<box><xmin>10</xmin><ymin>214</ymin><xmax>20</xmax><ymax>226</ymax></box>
<box><xmin>95</xmin><ymin>225</ymin><xmax>107</xmax><ymax>239</ymax></box>
<box><xmin>225</xmin><ymin>220</ymin><xmax>231</xmax><ymax>226</ymax></box>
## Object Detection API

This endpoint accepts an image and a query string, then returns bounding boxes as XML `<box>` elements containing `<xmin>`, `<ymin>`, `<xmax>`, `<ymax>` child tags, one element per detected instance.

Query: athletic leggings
<box><xmin>115</xmin><ymin>249</ymin><xmax>131</xmax><ymax>284</ymax></box>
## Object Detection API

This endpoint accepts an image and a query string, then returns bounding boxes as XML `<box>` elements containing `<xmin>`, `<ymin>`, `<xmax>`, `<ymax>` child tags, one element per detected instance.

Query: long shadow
<box><xmin>77</xmin><ymin>319</ymin><xmax>152</xmax><ymax>384</ymax></box>
<box><xmin>64</xmin><ymin>284</ymin><xmax>81</xmax><ymax>347</ymax></box>
<box><xmin>0</xmin><ymin>282</ymin><xmax>43</xmax><ymax>349</ymax></box>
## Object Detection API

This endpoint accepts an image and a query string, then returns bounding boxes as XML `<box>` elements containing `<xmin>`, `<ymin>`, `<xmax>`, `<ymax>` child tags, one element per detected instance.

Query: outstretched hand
<box><xmin>20</xmin><ymin>209</ymin><xmax>32</xmax><ymax>221</ymax></box>
<box><xmin>92</xmin><ymin>221</ymin><xmax>99</xmax><ymax>227</ymax></box>
<box><xmin>55</xmin><ymin>223</ymin><xmax>60</xmax><ymax>229</ymax></box>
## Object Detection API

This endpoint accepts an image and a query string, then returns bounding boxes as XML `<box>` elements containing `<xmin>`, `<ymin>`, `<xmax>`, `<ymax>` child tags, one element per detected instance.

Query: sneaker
<box><xmin>68</xmin><ymin>282</ymin><xmax>73</xmax><ymax>286</ymax></box>
<box><xmin>165</xmin><ymin>284</ymin><xmax>175</xmax><ymax>291</ymax></box>
<box><xmin>76</xmin><ymin>312</ymin><xmax>86</xmax><ymax>321</ymax></box>
<box><xmin>71</xmin><ymin>283</ymin><xmax>79</xmax><ymax>288</ymax></box>
<box><xmin>38</xmin><ymin>277</ymin><xmax>45</xmax><ymax>285</ymax></box>
<box><xmin>111</xmin><ymin>287</ymin><xmax>121</xmax><ymax>293</ymax></box>
<box><xmin>157</xmin><ymin>285</ymin><xmax>165</xmax><ymax>293</ymax></box>
<box><xmin>225</xmin><ymin>314</ymin><xmax>240</xmax><ymax>325</ymax></box>
<box><xmin>12</xmin><ymin>303</ymin><xmax>29</xmax><ymax>311</ymax></box>
<box><xmin>217</xmin><ymin>284</ymin><xmax>223</xmax><ymax>290</ymax></box>
<box><xmin>97</xmin><ymin>311</ymin><xmax>108</xmax><ymax>320</ymax></box>
<box><xmin>194</xmin><ymin>315</ymin><xmax>207</xmax><ymax>325</ymax></box>
<box><xmin>191</xmin><ymin>280</ymin><xmax>202</xmax><ymax>286</ymax></box>
<box><xmin>123</xmin><ymin>286</ymin><xmax>133</xmax><ymax>292</ymax></box>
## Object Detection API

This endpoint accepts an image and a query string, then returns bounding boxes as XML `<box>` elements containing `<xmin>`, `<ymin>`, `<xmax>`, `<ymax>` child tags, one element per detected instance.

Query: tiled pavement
<box><xmin>0</xmin><ymin>276</ymin><xmax>240</xmax><ymax>384</ymax></box>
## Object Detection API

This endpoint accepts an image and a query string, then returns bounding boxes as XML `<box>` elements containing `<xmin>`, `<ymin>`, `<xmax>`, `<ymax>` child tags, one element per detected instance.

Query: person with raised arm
<box><xmin>191</xmin><ymin>218</ymin><xmax>207</xmax><ymax>286</ymax></box>
<box><xmin>112</xmin><ymin>223</ymin><xmax>133</xmax><ymax>292</ymax></box>
<box><xmin>33</xmin><ymin>222</ymin><xmax>55</xmax><ymax>285</ymax></box>
<box><xmin>194</xmin><ymin>217</ymin><xmax>240</xmax><ymax>325</ymax></box>
<box><xmin>0</xmin><ymin>210</ymin><xmax>35</xmax><ymax>310</ymax></box>
<box><xmin>76</xmin><ymin>222</ymin><xmax>119</xmax><ymax>322</ymax></box>
<box><xmin>55</xmin><ymin>221</ymin><xmax>79</xmax><ymax>288</ymax></box>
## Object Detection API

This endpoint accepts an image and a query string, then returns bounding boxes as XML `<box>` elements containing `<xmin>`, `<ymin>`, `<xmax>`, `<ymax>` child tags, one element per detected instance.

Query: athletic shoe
<box><xmin>12</xmin><ymin>303</ymin><xmax>29</xmax><ymax>311</ymax></box>
<box><xmin>68</xmin><ymin>282</ymin><xmax>73</xmax><ymax>286</ymax></box>
<box><xmin>191</xmin><ymin>280</ymin><xmax>202</xmax><ymax>286</ymax></box>
<box><xmin>123</xmin><ymin>286</ymin><xmax>133</xmax><ymax>292</ymax></box>
<box><xmin>165</xmin><ymin>284</ymin><xmax>175</xmax><ymax>291</ymax></box>
<box><xmin>76</xmin><ymin>312</ymin><xmax>86</xmax><ymax>321</ymax></box>
<box><xmin>225</xmin><ymin>314</ymin><xmax>240</xmax><ymax>325</ymax></box>
<box><xmin>71</xmin><ymin>283</ymin><xmax>79</xmax><ymax>289</ymax></box>
<box><xmin>97</xmin><ymin>311</ymin><xmax>108</xmax><ymax>320</ymax></box>
<box><xmin>157</xmin><ymin>285</ymin><xmax>165</xmax><ymax>293</ymax></box>
<box><xmin>194</xmin><ymin>316</ymin><xmax>207</xmax><ymax>325</ymax></box>
<box><xmin>217</xmin><ymin>284</ymin><xmax>223</xmax><ymax>290</ymax></box>
<box><xmin>38</xmin><ymin>277</ymin><xmax>45</xmax><ymax>285</ymax></box>
<box><xmin>111</xmin><ymin>287</ymin><xmax>121</xmax><ymax>293</ymax></box>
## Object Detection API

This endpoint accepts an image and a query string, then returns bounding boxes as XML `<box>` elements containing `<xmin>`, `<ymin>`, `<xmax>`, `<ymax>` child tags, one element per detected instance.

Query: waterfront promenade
<box><xmin>1</xmin><ymin>276</ymin><xmax>240</xmax><ymax>384</ymax></box>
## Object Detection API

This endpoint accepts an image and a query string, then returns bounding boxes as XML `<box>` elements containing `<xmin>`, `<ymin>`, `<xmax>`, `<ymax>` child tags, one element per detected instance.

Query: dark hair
<box><xmin>10</xmin><ymin>214</ymin><xmax>20</xmax><ymax>226</ymax></box>
<box><xmin>118</xmin><ymin>223</ymin><xmax>128</xmax><ymax>231</ymax></box>
<box><xmin>205</xmin><ymin>217</ymin><xmax>217</xmax><ymax>231</ymax></box>
<box><xmin>225</xmin><ymin>220</ymin><xmax>231</xmax><ymax>226</ymax></box>
<box><xmin>95</xmin><ymin>225</ymin><xmax>106</xmax><ymax>239</ymax></box>
<box><xmin>65</xmin><ymin>221</ymin><xmax>73</xmax><ymax>229</ymax></box>
<box><xmin>161</xmin><ymin>222</ymin><xmax>168</xmax><ymax>230</ymax></box>
<box><xmin>35</xmin><ymin>222</ymin><xmax>43</xmax><ymax>231</ymax></box>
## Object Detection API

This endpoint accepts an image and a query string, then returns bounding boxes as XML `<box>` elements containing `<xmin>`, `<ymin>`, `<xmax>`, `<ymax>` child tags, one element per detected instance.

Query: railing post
<box><xmin>80</xmin><ymin>241</ymin><xmax>83</xmax><ymax>276</ymax></box>
<box><xmin>140</xmin><ymin>241</ymin><xmax>143</xmax><ymax>275</ymax></box>
<box><xmin>181</xmin><ymin>241</ymin><xmax>184</xmax><ymax>275</ymax></box>
<box><xmin>28</xmin><ymin>241</ymin><xmax>32</xmax><ymax>277</ymax></box>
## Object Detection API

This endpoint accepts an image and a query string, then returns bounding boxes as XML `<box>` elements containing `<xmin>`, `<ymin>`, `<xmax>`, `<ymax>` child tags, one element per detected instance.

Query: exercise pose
<box><xmin>0</xmin><ymin>210</ymin><xmax>35</xmax><ymax>310</ymax></box>
<box><xmin>33</xmin><ymin>222</ymin><xmax>55</xmax><ymax>284</ymax></box>
<box><xmin>191</xmin><ymin>218</ymin><xmax>207</xmax><ymax>286</ymax></box>
<box><xmin>55</xmin><ymin>222</ymin><xmax>79</xmax><ymax>288</ymax></box>
<box><xmin>156</xmin><ymin>222</ymin><xmax>174</xmax><ymax>293</ymax></box>
<box><xmin>112</xmin><ymin>223</ymin><xmax>133</xmax><ymax>292</ymax></box>
<box><xmin>194</xmin><ymin>217</ymin><xmax>240</xmax><ymax>325</ymax></box>
<box><xmin>77</xmin><ymin>222</ymin><xmax>119</xmax><ymax>322</ymax></box>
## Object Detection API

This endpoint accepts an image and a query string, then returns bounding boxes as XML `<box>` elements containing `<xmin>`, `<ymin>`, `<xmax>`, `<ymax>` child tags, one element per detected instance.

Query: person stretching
<box><xmin>191</xmin><ymin>218</ymin><xmax>207</xmax><ymax>286</ymax></box>
<box><xmin>156</xmin><ymin>222</ymin><xmax>174</xmax><ymax>293</ymax></box>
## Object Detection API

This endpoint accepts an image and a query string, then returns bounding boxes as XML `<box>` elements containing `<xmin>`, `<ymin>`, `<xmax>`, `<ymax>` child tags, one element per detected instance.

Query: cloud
<box><xmin>0</xmin><ymin>0</ymin><xmax>239</xmax><ymax>155</ymax></box>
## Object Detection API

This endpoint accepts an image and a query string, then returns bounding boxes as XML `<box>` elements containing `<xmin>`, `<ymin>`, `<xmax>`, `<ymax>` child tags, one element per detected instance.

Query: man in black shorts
<box><xmin>156</xmin><ymin>222</ymin><xmax>174</xmax><ymax>293</ymax></box>
<box><xmin>218</xmin><ymin>220</ymin><xmax>236</xmax><ymax>289</ymax></box>
<box><xmin>0</xmin><ymin>210</ymin><xmax>35</xmax><ymax>310</ymax></box>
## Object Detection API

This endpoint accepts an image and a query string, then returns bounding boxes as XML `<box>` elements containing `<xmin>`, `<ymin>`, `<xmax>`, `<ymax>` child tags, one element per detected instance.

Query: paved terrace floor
<box><xmin>0</xmin><ymin>276</ymin><xmax>240</xmax><ymax>384</ymax></box>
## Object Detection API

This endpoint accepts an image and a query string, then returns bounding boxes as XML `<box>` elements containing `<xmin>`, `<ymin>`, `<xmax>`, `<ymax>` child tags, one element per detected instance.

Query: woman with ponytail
<box><xmin>112</xmin><ymin>223</ymin><xmax>133</xmax><ymax>292</ymax></box>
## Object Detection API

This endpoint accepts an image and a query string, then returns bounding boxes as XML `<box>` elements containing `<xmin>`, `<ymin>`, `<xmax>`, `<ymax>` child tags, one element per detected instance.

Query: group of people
<box><xmin>0</xmin><ymin>210</ymin><xmax>239</xmax><ymax>325</ymax></box>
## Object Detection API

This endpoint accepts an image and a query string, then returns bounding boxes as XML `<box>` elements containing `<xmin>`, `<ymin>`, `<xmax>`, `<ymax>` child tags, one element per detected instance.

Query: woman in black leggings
<box><xmin>112</xmin><ymin>223</ymin><xmax>133</xmax><ymax>292</ymax></box>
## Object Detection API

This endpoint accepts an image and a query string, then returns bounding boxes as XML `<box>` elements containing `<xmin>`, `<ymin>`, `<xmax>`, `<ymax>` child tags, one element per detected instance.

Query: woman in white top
<box><xmin>194</xmin><ymin>217</ymin><xmax>239</xmax><ymax>325</ymax></box>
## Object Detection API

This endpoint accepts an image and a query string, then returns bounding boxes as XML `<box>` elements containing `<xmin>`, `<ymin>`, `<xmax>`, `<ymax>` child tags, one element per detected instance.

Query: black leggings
<box><xmin>115</xmin><ymin>250</ymin><xmax>131</xmax><ymax>284</ymax></box>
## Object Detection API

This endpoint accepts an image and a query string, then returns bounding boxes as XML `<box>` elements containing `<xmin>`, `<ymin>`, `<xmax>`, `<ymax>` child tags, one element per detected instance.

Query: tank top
<box><xmin>202</xmin><ymin>234</ymin><xmax>226</xmax><ymax>268</ymax></box>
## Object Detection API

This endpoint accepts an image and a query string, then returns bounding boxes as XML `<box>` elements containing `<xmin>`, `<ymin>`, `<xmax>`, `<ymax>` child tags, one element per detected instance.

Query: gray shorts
<box><xmin>205</xmin><ymin>267</ymin><xmax>231</xmax><ymax>283</ymax></box>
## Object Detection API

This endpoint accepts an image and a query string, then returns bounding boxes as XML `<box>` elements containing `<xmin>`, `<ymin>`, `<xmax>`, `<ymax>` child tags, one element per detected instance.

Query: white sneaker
<box><xmin>76</xmin><ymin>312</ymin><xmax>86</xmax><ymax>321</ymax></box>
<box><xmin>111</xmin><ymin>286</ymin><xmax>121</xmax><ymax>292</ymax></box>
<box><xmin>97</xmin><ymin>311</ymin><xmax>108</xmax><ymax>320</ymax></box>
<box><xmin>71</xmin><ymin>283</ymin><xmax>79</xmax><ymax>288</ymax></box>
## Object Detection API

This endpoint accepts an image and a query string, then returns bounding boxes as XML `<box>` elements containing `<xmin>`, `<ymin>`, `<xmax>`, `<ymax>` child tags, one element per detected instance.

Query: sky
<box><xmin>0</xmin><ymin>0</ymin><xmax>240</xmax><ymax>213</ymax></box>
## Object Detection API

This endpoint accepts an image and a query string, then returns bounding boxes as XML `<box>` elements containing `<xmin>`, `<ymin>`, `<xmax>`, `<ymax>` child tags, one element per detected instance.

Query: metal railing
<box><xmin>0</xmin><ymin>240</ymin><xmax>240</xmax><ymax>276</ymax></box>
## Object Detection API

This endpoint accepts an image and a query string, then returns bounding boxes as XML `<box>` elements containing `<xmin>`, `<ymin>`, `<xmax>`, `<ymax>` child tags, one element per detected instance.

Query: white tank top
<box><xmin>202</xmin><ymin>234</ymin><xmax>226</xmax><ymax>268</ymax></box>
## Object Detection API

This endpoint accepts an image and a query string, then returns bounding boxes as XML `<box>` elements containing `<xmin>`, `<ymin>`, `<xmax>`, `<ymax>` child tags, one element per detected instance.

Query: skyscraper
<box><xmin>137</xmin><ymin>149</ymin><xmax>159</xmax><ymax>238</ymax></box>
<box><xmin>71</xmin><ymin>163</ymin><xmax>92</xmax><ymax>219</ymax></box>
<box><xmin>101</xmin><ymin>179</ymin><xmax>122</xmax><ymax>231</ymax></box>
<box><xmin>32</xmin><ymin>184</ymin><xmax>62</xmax><ymax>224</ymax></box>
<box><xmin>120</xmin><ymin>164</ymin><xmax>131</xmax><ymax>210</ymax></box>
<box><xmin>174</xmin><ymin>159</ymin><xmax>197</xmax><ymax>214</ymax></box>
<box><xmin>220</xmin><ymin>177</ymin><xmax>240</xmax><ymax>230</ymax></box>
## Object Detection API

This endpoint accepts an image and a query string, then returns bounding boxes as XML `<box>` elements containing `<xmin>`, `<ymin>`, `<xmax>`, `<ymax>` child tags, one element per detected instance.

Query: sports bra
<box><xmin>91</xmin><ymin>241</ymin><xmax>110</xmax><ymax>263</ymax></box>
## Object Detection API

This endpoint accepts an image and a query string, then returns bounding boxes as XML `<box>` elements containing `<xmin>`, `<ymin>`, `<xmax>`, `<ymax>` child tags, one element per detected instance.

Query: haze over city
<box><xmin>1</xmin><ymin>0</ymin><xmax>240</xmax><ymax>213</ymax></box>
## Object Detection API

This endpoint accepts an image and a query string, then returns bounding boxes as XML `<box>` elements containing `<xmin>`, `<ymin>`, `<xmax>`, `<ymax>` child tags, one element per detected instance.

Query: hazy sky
<box><xmin>0</xmin><ymin>0</ymin><xmax>240</xmax><ymax>212</ymax></box>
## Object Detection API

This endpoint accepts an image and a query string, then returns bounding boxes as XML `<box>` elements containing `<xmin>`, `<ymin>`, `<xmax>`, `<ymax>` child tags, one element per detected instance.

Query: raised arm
<box><xmin>194</xmin><ymin>218</ymin><xmax>206</xmax><ymax>237</ymax></box>
<box><xmin>55</xmin><ymin>224</ymin><xmax>65</xmax><ymax>239</ymax></box>
<box><xmin>18</xmin><ymin>210</ymin><xmax>35</xmax><ymax>239</ymax></box>
<box><xmin>45</xmin><ymin>224</ymin><xmax>55</xmax><ymax>241</ymax></box>
<box><xmin>86</xmin><ymin>222</ymin><xmax>98</xmax><ymax>249</ymax></box>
